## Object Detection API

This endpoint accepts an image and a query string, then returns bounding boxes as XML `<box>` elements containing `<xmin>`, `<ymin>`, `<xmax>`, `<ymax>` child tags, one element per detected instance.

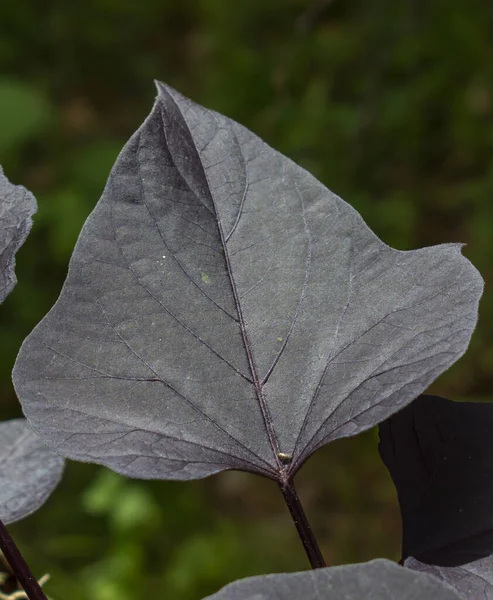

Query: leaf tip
<box><xmin>444</xmin><ymin>242</ymin><xmax>484</xmax><ymax>294</ymax></box>
<box><xmin>153</xmin><ymin>78</ymin><xmax>164</xmax><ymax>94</ymax></box>
<box><xmin>452</xmin><ymin>242</ymin><xmax>466</xmax><ymax>253</ymax></box>
<box><xmin>154</xmin><ymin>79</ymin><xmax>174</xmax><ymax>101</ymax></box>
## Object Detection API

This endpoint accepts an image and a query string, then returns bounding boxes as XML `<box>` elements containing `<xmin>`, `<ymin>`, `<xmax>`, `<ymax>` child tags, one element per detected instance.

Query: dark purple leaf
<box><xmin>12</xmin><ymin>82</ymin><xmax>483</xmax><ymax>482</ymax></box>
<box><xmin>0</xmin><ymin>166</ymin><xmax>37</xmax><ymax>303</ymax></box>
<box><xmin>203</xmin><ymin>559</ymin><xmax>462</xmax><ymax>599</ymax></box>
<box><xmin>379</xmin><ymin>395</ymin><xmax>493</xmax><ymax>599</ymax></box>
<box><xmin>0</xmin><ymin>419</ymin><xmax>64</xmax><ymax>524</ymax></box>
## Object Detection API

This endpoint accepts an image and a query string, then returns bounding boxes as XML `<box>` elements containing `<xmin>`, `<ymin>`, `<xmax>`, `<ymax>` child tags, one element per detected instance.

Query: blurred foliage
<box><xmin>0</xmin><ymin>0</ymin><xmax>492</xmax><ymax>598</ymax></box>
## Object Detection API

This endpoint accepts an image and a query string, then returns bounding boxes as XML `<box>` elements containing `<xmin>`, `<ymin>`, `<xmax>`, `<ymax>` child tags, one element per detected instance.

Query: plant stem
<box><xmin>0</xmin><ymin>519</ymin><xmax>48</xmax><ymax>600</ymax></box>
<box><xmin>278</xmin><ymin>480</ymin><xmax>326</xmax><ymax>569</ymax></box>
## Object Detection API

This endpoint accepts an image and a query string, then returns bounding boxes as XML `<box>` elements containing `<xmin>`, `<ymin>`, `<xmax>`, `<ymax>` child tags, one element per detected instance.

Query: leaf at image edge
<box><xmin>0</xmin><ymin>419</ymin><xmax>65</xmax><ymax>524</ymax></box>
<box><xmin>379</xmin><ymin>395</ymin><xmax>493</xmax><ymax>599</ymax></box>
<box><xmin>0</xmin><ymin>165</ymin><xmax>37</xmax><ymax>303</ymax></box>
<box><xmin>203</xmin><ymin>559</ymin><xmax>462</xmax><ymax>599</ymax></box>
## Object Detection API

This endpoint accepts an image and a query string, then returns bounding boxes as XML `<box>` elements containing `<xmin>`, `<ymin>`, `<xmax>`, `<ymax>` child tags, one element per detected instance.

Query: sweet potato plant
<box><xmin>0</xmin><ymin>83</ymin><xmax>489</xmax><ymax>600</ymax></box>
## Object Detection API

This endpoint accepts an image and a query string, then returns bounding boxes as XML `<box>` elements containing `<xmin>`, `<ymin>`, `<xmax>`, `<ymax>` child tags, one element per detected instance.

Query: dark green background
<box><xmin>1</xmin><ymin>1</ymin><xmax>491</xmax><ymax>598</ymax></box>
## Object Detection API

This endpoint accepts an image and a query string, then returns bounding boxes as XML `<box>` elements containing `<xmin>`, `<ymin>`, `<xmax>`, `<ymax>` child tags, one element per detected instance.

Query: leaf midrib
<box><xmin>159</xmin><ymin>91</ymin><xmax>285</xmax><ymax>477</ymax></box>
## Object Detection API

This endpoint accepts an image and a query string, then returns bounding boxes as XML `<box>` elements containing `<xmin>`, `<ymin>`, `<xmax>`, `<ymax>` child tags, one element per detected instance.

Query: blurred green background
<box><xmin>0</xmin><ymin>0</ymin><xmax>492</xmax><ymax>598</ymax></box>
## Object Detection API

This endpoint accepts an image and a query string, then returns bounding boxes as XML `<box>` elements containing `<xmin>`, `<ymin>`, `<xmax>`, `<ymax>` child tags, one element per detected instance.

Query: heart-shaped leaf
<box><xmin>0</xmin><ymin>419</ymin><xmax>64</xmax><ymax>524</ymax></box>
<box><xmin>12</xmin><ymin>82</ymin><xmax>483</xmax><ymax>483</ymax></box>
<box><xmin>379</xmin><ymin>395</ymin><xmax>493</xmax><ymax>599</ymax></box>
<box><xmin>0</xmin><ymin>166</ymin><xmax>37</xmax><ymax>303</ymax></box>
<box><xmin>203</xmin><ymin>559</ymin><xmax>462</xmax><ymax>599</ymax></box>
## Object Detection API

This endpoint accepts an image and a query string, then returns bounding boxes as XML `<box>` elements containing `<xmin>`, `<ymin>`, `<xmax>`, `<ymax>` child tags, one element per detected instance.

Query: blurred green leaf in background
<box><xmin>0</xmin><ymin>80</ymin><xmax>53</xmax><ymax>154</ymax></box>
<box><xmin>1</xmin><ymin>0</ymin><xmax>492</xmax><ymax>598</ymax></box>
